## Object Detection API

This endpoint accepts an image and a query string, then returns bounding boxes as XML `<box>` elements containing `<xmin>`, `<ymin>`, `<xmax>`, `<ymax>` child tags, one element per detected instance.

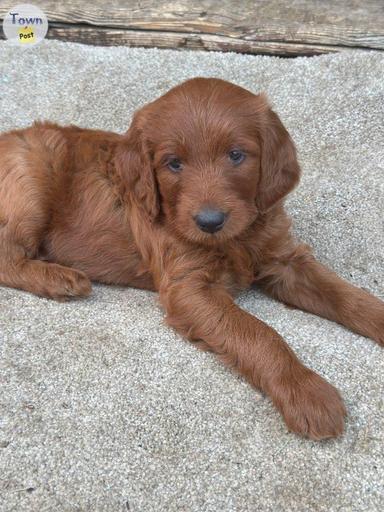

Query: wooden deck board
<box><xmin>1</xmin><ymin>0</ymin><xmax>383</xmax><ymax>56</ymax></box>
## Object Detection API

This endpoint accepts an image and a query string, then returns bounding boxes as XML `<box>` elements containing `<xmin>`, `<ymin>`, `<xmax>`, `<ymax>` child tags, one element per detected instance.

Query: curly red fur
<box><xmin>1</xmin><ymin>78</ymin><xmax>383</xmax><ymax>439</ymax></box>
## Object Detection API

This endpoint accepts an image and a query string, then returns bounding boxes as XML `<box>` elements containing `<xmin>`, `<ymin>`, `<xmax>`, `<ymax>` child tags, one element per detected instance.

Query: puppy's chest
<box><xmin>215</xmin><ymin>244</ymin><xmax>256</xmax><ymax>292</ymax></box>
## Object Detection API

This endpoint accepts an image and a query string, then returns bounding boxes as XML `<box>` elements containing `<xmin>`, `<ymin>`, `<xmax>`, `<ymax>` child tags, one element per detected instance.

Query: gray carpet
<box><xmin>0</xmin><ymin>40</ymin><xmax>383</xmax><ymax>512</ymax></box>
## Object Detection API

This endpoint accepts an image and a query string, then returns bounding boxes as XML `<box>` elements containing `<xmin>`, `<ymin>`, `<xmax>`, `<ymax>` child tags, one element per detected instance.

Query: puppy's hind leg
<box><xmin>0</xmin><ymin>126</ymin><xmax>92</xmax><ymax>300</ymax></box>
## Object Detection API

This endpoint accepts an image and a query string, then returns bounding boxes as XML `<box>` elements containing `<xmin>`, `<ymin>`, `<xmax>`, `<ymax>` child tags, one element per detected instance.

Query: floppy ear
<box><xmin>256</xmin><ymin>102</ymin><xmax>301</xmax><ymax>213</ymax></box>
<box><xmin>115</xmin><ymin>109</ymin><xmax>159</xmax><ymax>222</ymax></box>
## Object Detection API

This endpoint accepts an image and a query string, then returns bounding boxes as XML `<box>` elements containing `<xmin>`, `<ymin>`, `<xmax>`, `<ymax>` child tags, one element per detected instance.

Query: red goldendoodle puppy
<box><xmin>0</xmin><ymin>78</ymin><xmax>383</xmax><ymax>439</ymax></box>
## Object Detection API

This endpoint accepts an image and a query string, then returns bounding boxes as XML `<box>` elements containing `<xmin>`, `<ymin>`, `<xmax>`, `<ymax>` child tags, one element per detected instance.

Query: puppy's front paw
<box><xmin>272</xmin><ymin>369</ymin><xmax>346</xmax><ymax>440</ymax></box>
<box><xmin>351</xmin><ymin>293</ymin><xmax>384</xmax><ymax>346</ymax></box>
<box><xmin>372</xmin><ymin>309</ymin><xmax>384</xmax><ymax>346</ymax></box>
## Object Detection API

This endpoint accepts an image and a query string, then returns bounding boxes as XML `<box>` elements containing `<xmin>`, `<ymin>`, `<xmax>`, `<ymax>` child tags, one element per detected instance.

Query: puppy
<box><xmin>0</xmin><ymin>78</ymin><xmax>383</xmax><ymax>439</ymax></box>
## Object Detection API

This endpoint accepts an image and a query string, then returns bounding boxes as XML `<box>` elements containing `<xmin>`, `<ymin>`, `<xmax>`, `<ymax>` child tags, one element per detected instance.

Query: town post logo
<box><xmin>3</xmin><ymin>4</ymin><xmax>48</xmax><ymax>46</ymax></box>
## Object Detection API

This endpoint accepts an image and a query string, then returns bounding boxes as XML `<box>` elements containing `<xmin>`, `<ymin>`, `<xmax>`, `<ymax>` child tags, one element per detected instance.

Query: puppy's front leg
<box><xmin>159</xmin><ymin>272</ymin><xmax>346</xmax><ymax>440</ymax></box>
<box><xmin>255</xmin><ymin>242</ymin><xmax>384</xmax><ymax>346</ymax></box>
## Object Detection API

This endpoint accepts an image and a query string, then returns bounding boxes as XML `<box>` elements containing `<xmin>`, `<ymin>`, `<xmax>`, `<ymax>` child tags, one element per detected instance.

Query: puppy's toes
<box><xmin>41</xmin><ymin>264</ymin><xmax>92</xmax><ymax>300</ymax></box>
<box><xmin>273</xmin><ymin>369</ymin><xmax>346</xmax><ymax>440</ymax></box>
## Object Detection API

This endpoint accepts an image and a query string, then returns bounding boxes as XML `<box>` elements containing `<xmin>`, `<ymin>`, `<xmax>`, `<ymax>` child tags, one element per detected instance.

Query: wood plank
<box><xmin>45</xmin><ymin>23</ymin><xmax>344</xmax><ymax>57</ymax></box>
<box><xmin>1</xmin><ymin>1</ymin><xmax>383</xmax><ymax>54</ymax></box>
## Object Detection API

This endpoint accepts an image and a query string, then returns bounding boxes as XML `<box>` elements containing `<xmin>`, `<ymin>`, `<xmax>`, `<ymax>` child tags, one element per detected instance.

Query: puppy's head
<box><xmin>117</xmin><ymin>78</ymin><xmax>300</xmax><ymax>245</ymax></box>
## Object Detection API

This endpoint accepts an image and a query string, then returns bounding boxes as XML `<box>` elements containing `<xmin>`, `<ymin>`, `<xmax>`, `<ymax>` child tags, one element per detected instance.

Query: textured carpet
<box><xmin>0</xmin><ymin>40</ymin><xmax>383</xmax><ymax>512</ymax></box>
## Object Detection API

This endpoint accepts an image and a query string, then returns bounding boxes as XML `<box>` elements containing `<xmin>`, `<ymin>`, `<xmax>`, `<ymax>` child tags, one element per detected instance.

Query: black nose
<box><xmin>194</xmin><ymin>209</ymin><xmax>226</xmax><ymax>233</ymax></box>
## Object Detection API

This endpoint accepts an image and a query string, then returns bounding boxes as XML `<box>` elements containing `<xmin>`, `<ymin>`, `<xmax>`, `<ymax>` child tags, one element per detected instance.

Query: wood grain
<box><xmin>1</xmin><ymin>0</ymin><xmax>383</xmax><ymax>56</ymax></box>
<box><xmin>45</xmin><ymin>23</ymin><xmax>345</xmax><ymax>56</ymax></box>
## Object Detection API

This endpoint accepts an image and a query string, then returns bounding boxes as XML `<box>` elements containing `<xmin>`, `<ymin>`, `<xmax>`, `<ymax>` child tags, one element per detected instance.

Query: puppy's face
<box><xmin>119</xmin><ymin>78</ymin><xmax>300</xmax><ymax>246</ymax></box>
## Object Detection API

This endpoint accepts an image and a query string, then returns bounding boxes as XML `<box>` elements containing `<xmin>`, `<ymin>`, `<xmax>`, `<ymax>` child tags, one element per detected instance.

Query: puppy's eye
<box><xmin>167</xmin><ymin>158</ymin><xmax>183</xmax><ymax>172</ymax></box>
<box><xmin>229</xmin><ymin>150</ymin><xmax>245</xmax><ymax>165</ymax></box>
